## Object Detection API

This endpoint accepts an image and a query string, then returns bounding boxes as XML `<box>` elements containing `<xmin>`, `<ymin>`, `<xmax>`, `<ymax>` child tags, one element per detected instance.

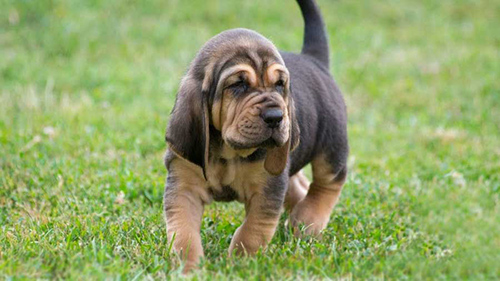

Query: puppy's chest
<box><xmin>206</xmin><ymin>158</ymin><xmax>266</xmax><ymax>202</ymax></box>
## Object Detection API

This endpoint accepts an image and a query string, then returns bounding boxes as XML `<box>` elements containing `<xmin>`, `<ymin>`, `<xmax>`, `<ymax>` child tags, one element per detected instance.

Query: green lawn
<box><xmin>1</xmin><ymin>0</ymin><xmax>499</xmax><ymax>279</ymax></box>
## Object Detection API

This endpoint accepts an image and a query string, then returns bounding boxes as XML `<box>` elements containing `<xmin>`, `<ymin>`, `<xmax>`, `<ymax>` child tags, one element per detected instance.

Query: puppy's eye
<box><xmin>275</xmin><ymin>80</ymin><xmax>285</xmax><ymax>92</ymax></box>
<box><xmin>229</xmin><ymin>81</ymin><xmax>248</xmax><ymax>94</ymax></box>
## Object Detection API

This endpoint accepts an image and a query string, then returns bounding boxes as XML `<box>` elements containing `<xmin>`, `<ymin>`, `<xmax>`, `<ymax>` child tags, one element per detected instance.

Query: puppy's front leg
<box><xmin>164</xmin><ymin>181</ymin><xmax>205</xmax><ymax>272</ymax></box>
<box><xmin>228</xmin><ymin>191</ymin><xmax>283</xmax><ymax>256</ymax></box>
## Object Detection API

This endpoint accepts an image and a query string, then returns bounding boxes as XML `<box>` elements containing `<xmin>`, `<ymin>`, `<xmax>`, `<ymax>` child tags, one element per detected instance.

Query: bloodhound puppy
<box><xmin>164</xmin><ymin>0</ymin><xmax>348</xmax><ymax>271</ymax></box>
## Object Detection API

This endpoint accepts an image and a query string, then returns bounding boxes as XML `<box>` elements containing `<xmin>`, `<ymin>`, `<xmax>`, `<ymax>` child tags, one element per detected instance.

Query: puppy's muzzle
<box><xmin>261</xmin><ymin>108</ymin><xmax>283</xmax><ymax>129</ymax></box>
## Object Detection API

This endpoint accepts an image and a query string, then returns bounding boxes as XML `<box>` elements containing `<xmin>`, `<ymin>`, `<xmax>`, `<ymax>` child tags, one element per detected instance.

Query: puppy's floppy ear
<box><xmin>264</xmin><ymin>96</ymin><xmax>300</xmax><ymax>175</ymax></box>
<box><xmin>288</xmin><ymin>96</ymin><xmax>300</xmax><ymax>152</ymax></box>
<box><xmin>166</xmin><ymin>76</ymin><xmax>210</xmax><ymax>179</ymax></box>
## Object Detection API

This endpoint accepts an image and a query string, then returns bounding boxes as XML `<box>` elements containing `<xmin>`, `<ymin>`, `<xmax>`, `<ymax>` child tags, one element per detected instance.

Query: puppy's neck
<box><xmin>220</xmin><ymin>144</ymin><xmax>257</xmax><ymax>160</ymax></box>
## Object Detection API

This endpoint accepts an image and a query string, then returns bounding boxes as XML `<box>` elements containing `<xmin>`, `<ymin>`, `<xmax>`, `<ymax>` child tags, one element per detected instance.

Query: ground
<box><xmin>1</xmin><ymin>0</ymin><xmax>499</xmax><ymax>279</ymax></box>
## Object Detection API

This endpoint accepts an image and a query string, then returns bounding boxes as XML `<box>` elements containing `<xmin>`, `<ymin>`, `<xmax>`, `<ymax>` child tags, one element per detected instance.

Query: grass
<box><xmin>1</xmin><ymin>0</ymin><xmax>499</xmax><ymax>279</ymax></box>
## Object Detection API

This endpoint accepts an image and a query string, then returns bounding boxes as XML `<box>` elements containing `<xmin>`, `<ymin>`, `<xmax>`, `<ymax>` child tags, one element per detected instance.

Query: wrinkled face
<box><xmin>211</xmin><ymin>61</ymin><xmax>291</xmax><ymax>151</ymax></box>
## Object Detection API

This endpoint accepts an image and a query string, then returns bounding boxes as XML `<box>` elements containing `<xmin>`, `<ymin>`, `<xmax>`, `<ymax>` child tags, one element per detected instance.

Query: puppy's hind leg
<box><xmin>284</xmin><ymin>170</ymin><xmax>310</xmax><ymax>211</ymax></box>
<box><xmin>290</xmin><ymin>155</ymin><xmax>347</xmax><ymax>236</ymax></box>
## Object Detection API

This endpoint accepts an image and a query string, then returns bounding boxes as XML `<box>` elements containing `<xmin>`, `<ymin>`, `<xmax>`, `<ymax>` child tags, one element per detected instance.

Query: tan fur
<box><xmin>289</xmin><ymin>155</ymin><xmax>346</xmax><ymax>236</ymax></box>
<box><xmin>264</xmin><ymin>143</ymin><xmax>289</xmax><ymax>175</ymax></box>
<box><xmin>211</xmin><ymin>99</ymin><xmax>223</xmax><ymax>131</ymax></box>
<box><xmin>220</xmin><ymin>64</ymin><xmax>258</xmax><ymax>88</ymax></box>
<box><xmin>284</xmin><ymin>170</ymin><xmax>310</xmax><ymax>211</ymax></box>
<box><xmin>165</xmin><ymin>197</ymin><xmax>204</xmax><ymax>273</ymax></box>
<box><xmin>165</xmin><ymin>157</ymin><xmax>207</xmax><ymax>272</ymax></box>
<box><xmin>170</xmin><ymin>148</ymin><xmax>269</xmax><ymax>204</ymax></box>
<box><xmin>228</xmin><ymin>191</ymin><xmax>281</xmax><ymax>256</ymax></box>
<box><xmin>208</xmin><ymin>146</ymin><xmax>268</xmax><ymax>201</ymax></box>
<box><xmin>265</xmin><ymin>63</ymin><xmax>289</xmax><ymax>87</ymax></box>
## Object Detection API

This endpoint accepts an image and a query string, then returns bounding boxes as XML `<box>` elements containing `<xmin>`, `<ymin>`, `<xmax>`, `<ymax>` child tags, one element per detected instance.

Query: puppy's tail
<box><xmin>296</xmin><ymin>0</ymin><xmax>329</xmax><ymax>67</ymax></box>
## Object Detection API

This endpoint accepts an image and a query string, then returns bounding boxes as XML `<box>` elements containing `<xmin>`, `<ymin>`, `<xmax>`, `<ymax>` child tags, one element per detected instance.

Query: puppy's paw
<box><xmin>228</xmin><ymin>225</ymin><xmax>262</xmax><ymax>257</ymax></box>
<box><xmin>181</xmin><ymin>260</ymin><xmax>200</xmax><ymax>274</ymax></box>
<box><xmin>289</xmin><ymin>198</ymin><xmax>330</xmax><ymax>237</ymax></box>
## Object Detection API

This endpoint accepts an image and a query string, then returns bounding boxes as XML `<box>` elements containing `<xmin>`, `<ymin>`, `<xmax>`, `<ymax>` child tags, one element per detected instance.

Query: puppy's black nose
<box><xmin>261</xmin><ymin>108</ymin><xmax>283</xmax><ymax>128</ymax></box>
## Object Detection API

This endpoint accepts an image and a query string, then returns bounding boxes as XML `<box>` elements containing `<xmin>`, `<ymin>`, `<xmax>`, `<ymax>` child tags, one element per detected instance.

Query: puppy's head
<box><xmin>166</xmin><ymin>29</ymin><xmax>300</xmax><ymax>177</ymax></box>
